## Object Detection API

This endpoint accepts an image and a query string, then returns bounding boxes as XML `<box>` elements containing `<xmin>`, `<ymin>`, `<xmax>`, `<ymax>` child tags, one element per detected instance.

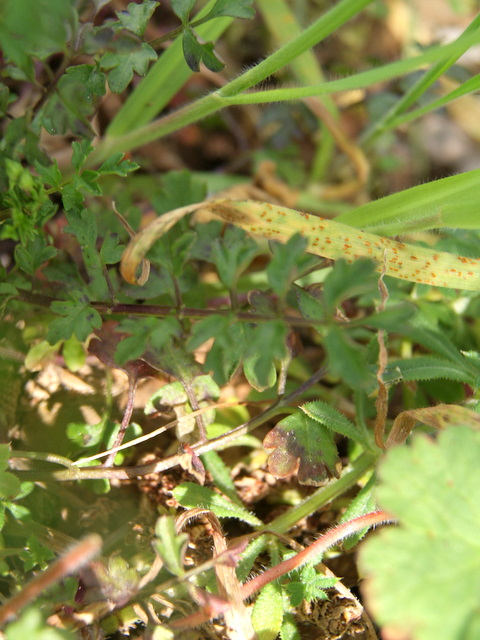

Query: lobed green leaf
<box><xmin>171</xmin><ymin>0</ymin><xmax>197</xmax><ymax>23</ymax></box>
<box><xmin>359</xmin><ymin>426</ymin><xmax>480</xmax><ymax>640</ymax></box>
<box><xmin>182</xmin><ymin>27</ymin><xmax>224</xmax><ymax>72</ymax></box>
<box><xmin>116</xmin><ymin>0</ymin><xmax>159</xmax><ymax>37</ymax></box>
<box><xmin>203</xmin><ymin>0</ymin><xmax>255</xmax><ymax>21</ymax></box>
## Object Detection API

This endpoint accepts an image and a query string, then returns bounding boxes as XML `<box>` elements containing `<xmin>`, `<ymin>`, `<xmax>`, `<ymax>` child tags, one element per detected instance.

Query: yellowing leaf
<box><xmin>121</xmin><ymin>199</ymin><xmax>480</xmax><ymax>290</ymax></box>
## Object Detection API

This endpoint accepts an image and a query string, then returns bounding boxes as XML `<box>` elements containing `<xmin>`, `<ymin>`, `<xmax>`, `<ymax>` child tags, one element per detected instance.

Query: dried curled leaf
<box><xmin>385</xmin><ymin>403</ymin><xmax>480</xmax><ymax>448</ymax></box>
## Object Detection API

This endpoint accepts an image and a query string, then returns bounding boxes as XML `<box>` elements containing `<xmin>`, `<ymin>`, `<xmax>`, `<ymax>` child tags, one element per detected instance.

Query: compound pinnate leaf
<box><xmin>359</xmin><ymin>426</ymin><xmax>480</xmax><ymax>640</ymax></box>
<box><xmin>116</xmin><ymin>0</ymin><xmax>159</xmax><ymax>36</ymax></box>
<box><xmin>263</xmin><ymin>412</ymin><xmax>340</xmax><ymax>485</ymax></box>
<box><xmin>210</xmin><ymin>225</ymin><xmax>259</xmax><ymax>289</ymax></box>
<box><xmin>48</xmin><ymin>299</ymin><xmax>102</xmax><ymax>344</ymax></box>
<box><xmin>188</xmin><ymin>317</ymin><xmax>245</xmax><ymax>385</ymax></box>
<box><xmin>89</xmin><ymin>324</ymin><xmax>161</xmax><ymax>380</ymax></box>
<box><xmin>182</xmin><ymin>27</ymin><xmax>224</xmax><ymax>72</ymax></box>
<box><xmin>171</xmin><ymin>0</ymin><xmax>197</xmax><ymax>23</ymax></box>
<box><xmin>71</xmin><ymin>139</ymin><xmax>94</xmax><ymax>172</ymax></box>
<box><xmin>266</xmin><ymin>233</ymin><xmax>308</xmax><ymax>299</ymax></box>
<box><xmin>100</xmin><ymin>232</ymin><xmax>124</xmax><ymax>264</ymax></box>
<box><xmin>152</xmin><ymin>170</ymin><xmax>206</xmax><ymax>214</ymax></box>
<box><xmin>14</xmin><ymin>236</ymin><xmax>57</xmax><ymax>275</ymax></box>
<box><xmin>98</xmin><ymin>153</ymin><xmax>139</xmax><ymax>176</ymax></box>
<box><xmin>323</xmin><ymin>258</ymin><xmax>377</xmax><ymax>313</ymax></box>
<box><xmin>65</xmin><ymin>209</ymin><xmax>97</xmax><ymax>248</ymax></box>
<box><xmin>244</xmin><ymin>320</ymin><xmax>287</xmax><ymax>391</ymax></box>
<box><xmin>35</xmin><ymin>159</ymin><xmax>62</xmax><ymax>188</ymax></box>
<box><xmin>101</xmin><ymin>42</ymin><xmax>157</xmax><ymax>93</ymax></box>
<box><xmin>286</xmin><ymin>564</ymin><xmax>337</xmax><ymax>606</ymax></box>
<box><xmin>42</xmin><ymin>66</ymin><xmax>106</xmax><ymax>138</ymax></box>
<box><xmin>296</xmin><ymin>285</ymin><xmax>325</xmax><ymax>322</ymax></box>
<box><xmin>324</xmin><ymin>325</ymin><xmax>375</xmax><ymax>391</ymax></box>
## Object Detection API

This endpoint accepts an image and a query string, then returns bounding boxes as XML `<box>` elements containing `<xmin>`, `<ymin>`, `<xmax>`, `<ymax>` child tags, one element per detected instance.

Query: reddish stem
<box><xmin>104</xmin><ymin>374</ymin><xmax>137</xmax><ymax>467</ymax></box>
<box><xmin>0</xmin><ymin>535</ymin><xmax>102</xmax><ymax>627</ymax></box>
<box><xmin>170</xmin><ymin>510</ymin><xmax>395</xmax><ymax>629</ymax></box>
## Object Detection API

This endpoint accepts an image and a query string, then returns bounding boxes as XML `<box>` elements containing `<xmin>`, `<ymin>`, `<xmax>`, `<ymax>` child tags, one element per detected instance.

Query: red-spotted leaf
<box><xmin>263</xmin><ymin>412</ymin><xmax>340</xmax><ymax>485</ymax></box>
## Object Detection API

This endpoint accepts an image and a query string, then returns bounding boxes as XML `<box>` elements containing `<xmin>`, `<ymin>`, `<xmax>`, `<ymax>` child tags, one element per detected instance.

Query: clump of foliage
<box><xmin>1</xmin><ymin>0</ymin><xmax>480</xmax><ymax>638</ymax></box>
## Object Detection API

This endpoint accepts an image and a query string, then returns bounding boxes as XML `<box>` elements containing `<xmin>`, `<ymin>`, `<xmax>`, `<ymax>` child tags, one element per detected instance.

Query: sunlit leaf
<box><xmin>263</xmin><ymin>412</ymin><xmax>340</xmax><ymax>485</ymax></box>
<box><xmin>154</xmin><ymin>515</ymin><xmax>189</xmax><ymax>577</ymax></box>
<box><xmin>251</xmin><ymin>581</ymin><xmax>283</xmax><ymax>640</ymax></box>
<box><xmin>359</xmin><ymin>426</ymin><xmax>480</xmax><ymax>640</ymax></box>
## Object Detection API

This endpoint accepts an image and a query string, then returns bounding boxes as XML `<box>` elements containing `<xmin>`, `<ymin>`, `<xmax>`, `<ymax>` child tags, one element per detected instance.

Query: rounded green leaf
<box><xmin>0</xmin><ymin>472</ymin><xmax>22</xmax><ymax>499</ymax></box>
<box><xmin>359</xmin><ymin>426</ymin><xmax>480</xmax><ymax>640</ymax></box>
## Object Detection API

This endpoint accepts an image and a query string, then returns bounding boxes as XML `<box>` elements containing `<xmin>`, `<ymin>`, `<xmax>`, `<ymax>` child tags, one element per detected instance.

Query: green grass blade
<box><xmin>388</xmin><ymin>73</ymin><xmax>480</xmax><ymax>129</ymax></box>
<box><xmin>336</xmin><ymin>169</ymin><xmax>480</xmax><ymax>235</ymax></box>
<box><xmin>362</xmin><ymin>13</ymin><xmax>480</xmax><ymax>143</ymax></box>
<box><xmin>255</xmin><ymin>0</ymin><xmax>327</xmax><ymax>87</ymax></box>
<box><xmin>221</xmin><ymin>30</ymin><xmax>480</xmax><ymax>106</ymax></box>
<box><xmin>90</xmin><ymin>17</ymin><xmax>479</xmax><ymax>165</ymax></box>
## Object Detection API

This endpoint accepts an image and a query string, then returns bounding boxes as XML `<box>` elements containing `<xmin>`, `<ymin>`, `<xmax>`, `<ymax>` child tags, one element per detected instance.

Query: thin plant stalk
<box><xmin>265</xmin><ymin>451</ymin><xmax>379</xmax><ymax>535</ymax></box>
<box><xmin>88</xmin><ymin>28</ymin><xmax>480</xmax><ymax>166</ymax></box>
<box><xmin>0</xmin><ymin>535</ymin><xmax>102</xmax><ymax>627</ymax></box>
<box><xmin>362</xmin><ymin>12</ymin><xmax>480</xmax><ymax>144</ymax></box>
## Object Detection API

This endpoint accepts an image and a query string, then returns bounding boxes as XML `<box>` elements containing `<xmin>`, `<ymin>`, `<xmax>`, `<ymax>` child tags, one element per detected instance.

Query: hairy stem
<box><xmin>170</xmin><ymin>510</ymin><xmax>394</xmax><ymax>629</ymax></box>
<box><xmin>265</xmin><ymin>451</ymin><xmax>379</xmax><ymax>534</ymax></box>
<box><xmin>104</xmin><ymin>374</ymin><xmax>138</xmax><ymax>467</ymax></box>
<box><xmin>0</xmin><ymin>535</ymin><xmax>102</xmax><ymax>627</ymax></box>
